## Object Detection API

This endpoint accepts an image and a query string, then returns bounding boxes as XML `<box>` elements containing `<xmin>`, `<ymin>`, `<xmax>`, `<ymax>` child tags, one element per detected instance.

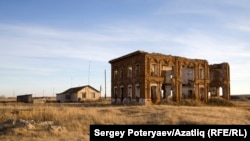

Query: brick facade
<box><xmin>109</xmin><ymin>50</ymin><xmax>230</xmax><ymax>105</ymax></box>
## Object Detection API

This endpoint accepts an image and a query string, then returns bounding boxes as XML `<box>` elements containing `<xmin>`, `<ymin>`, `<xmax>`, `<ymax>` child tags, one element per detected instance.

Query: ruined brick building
<box><xmin>109</xmin><ymin>50</ymin><xmax>230</xmax><ymax>105</ymax></box>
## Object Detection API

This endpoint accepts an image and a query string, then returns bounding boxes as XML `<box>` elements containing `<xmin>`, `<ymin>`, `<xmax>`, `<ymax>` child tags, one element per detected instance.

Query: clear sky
<box><xmin>0</xmin><ymin>0</ymin><xmax>249</xmax><ymax>97</ymax></box>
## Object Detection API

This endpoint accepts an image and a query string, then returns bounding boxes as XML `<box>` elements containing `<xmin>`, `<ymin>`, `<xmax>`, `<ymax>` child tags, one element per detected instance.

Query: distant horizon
<box><xmin>1</xmin><ymin>93</ymin><xmax>250</xmax><ymax>98</ymax></box>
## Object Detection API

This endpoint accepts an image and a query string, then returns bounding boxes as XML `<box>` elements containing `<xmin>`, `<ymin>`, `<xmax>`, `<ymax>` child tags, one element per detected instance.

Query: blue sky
<box><xmin>0</xmin><ymin>0</ymin><xmax>250</xmax><ymax>97</ymax></box>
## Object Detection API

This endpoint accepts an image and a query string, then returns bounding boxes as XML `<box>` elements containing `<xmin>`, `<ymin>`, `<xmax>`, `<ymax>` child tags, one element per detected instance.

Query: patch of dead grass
<box><xmin>0</xmin><ymin>99</ymin><xmax>249</xmax><ymax>141</ymax></box>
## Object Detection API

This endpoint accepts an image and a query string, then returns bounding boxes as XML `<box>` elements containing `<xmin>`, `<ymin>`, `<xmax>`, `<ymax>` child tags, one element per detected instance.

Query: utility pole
<box><xmin>105</xmin><ymin>69</ymin><xmax>106</xmax><ymax>99</ymax></box>
<box><xmin>100</xmin><ymin>85</ymin><xmax>102</xmax><ymax>98</ymax></box>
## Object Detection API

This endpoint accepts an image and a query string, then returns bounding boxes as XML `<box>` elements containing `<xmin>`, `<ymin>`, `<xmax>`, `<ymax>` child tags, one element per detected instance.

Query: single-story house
<box><xmin>17</xmin><ymin>94</ymin><xmax>33</xmax><ymax>103</ymax></box>
<box><xmin>56</xmin><ymin>85</ymin><xmax>101</xmax><ymax>102</ymax></box>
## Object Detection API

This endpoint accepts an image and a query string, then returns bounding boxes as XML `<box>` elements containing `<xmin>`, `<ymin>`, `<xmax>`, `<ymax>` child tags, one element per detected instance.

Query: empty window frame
<box><xmin>114</xmin><ymin>70</ymin><xmax>118</xmax><ymax>80</ymax></box>
<box><xmin>199</xmin><ymin>68</ymin><xmax>204</xmax><ymax>79</ymax></box>
<box><xmin>120</xmin><ymin>86</ymin><xmax>124</xmax><ymax>102</ymax></box>
<box><xmin>151</xmin><ymin>85</ymin><xmax>157</xmax><ymax>99</ymax></box>
<box><xmin>135</xmin><ymin>84</ymin><xmax>140</xmax><ymax>97</ymax></box>
<box><xmin>114</xmin><ymin>86</ymin><xmax>118</xmax><ymax>97</ymax></box>
<box><xmin>127</xmin><ymin>66</ymin><xmax>132</xmax><ymax>78</ymax></box>
<box><xmin>135</xmin><ymin>64</ymin><xmax>140</xmax><ymax>76</ymax></box>
<box><xmin>128</xmin><ymin>85</ymin><xmax>132</xmax><ymax>97</ymax></box>
<box><xmin>151</xmin><ymin>64</ymin><xmax>158</xmax><ymax>76</ymax></box>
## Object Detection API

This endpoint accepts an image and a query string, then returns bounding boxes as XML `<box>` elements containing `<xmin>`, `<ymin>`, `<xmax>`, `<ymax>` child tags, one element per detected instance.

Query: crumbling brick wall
<box><xmin>109</xmin><ymin>50</ymin><xmax>230</xmax><ymax>105</ymax></box>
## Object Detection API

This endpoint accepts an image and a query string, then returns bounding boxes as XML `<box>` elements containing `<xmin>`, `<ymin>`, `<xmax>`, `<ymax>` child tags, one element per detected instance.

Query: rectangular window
<box><xmin>151</xmin><ymin>64</ymin><xmax>157</xmax><ymax>76</ymax></box>
<box><xmin>91</xmin><ymin>93</ymin><xmax>95</xmax><ymax>98</ymax></box>
<box><xmin>82</xmin><ymin>92</ymin><xmax>86</xmax><ymax>98</ymax></box>
<box><xmin>135</xmin><ymin>85</ymin><xmax>140</xmax><ymax>98</ymax></box>
<box><xmin>162</xmin><ymin>66</ymin><xmax>172</xmax><ymax>85</ymax></box>
<box><xmin>161</xmin><ymin>71</ymin><xmax>167</xmax><ymax>78</ymax></box>
<box><xmin>120</xmin><ymin>86</ymin><xmax>124</xmax><ymax>102</ymax></box>
<box><xmin>199</xmin><ymin>68</ymin><xmax>204</xmax><ymax>79</ymax></box>
<box><xmin>135</xmin><ymin>65</ymin><xmax>140</xmax><ymax>76</ymax></box>
<box><xmin>114</xmin><ymin>70</ymin><xmax>118</xmax><ymax>80</ymax></box>
<box><xmin>151</xmin><ymin>86</ymin><xmax>157</xmax><ymax>99</ymax></box>
<box><xmin>114</xmin><ymin>87</ymin><xmax>118</xmax><ymax>97</ymax></box>
<box><xmin>128</xmin><ymin>85</ymin><xmax>132</xmax><ymax>97</ymax></box>
<box><xmin>127</xmin><ymin>66</ymin><xmax>132</xmax><ymax>78</ymax></box>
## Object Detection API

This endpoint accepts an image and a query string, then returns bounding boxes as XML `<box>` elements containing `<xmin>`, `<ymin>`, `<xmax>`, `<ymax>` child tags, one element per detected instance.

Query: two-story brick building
<box><xmin>109</xmin><ymin>50</ymin><xmax>230</xmax><ymax>105</ymax></box>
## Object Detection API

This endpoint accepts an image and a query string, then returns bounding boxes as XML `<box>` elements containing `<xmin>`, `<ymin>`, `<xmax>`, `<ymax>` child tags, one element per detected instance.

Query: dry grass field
<box><xmin>0</xmin><ymin>97</ymin><xmax>249</xmax><ymax>141</ymax></box>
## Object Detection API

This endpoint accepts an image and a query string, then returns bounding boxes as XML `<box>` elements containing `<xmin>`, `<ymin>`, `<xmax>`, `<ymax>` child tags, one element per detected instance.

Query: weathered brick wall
<box><xmin>109</xmin><ymin>50</ymin><xmax>230</xmax><ymax>105</ymax></box>
<box><xmin>209</xmin><ymin>63</ymin><xmax>230</xmax><ymax>100</ymax></box>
